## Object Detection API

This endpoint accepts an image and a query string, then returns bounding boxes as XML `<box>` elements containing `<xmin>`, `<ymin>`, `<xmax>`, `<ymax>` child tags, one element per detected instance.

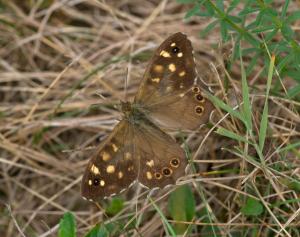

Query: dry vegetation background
<box><xmin>0</xmin><ymin>0</ymin><xmax>300</xmax><ymax>237</ymax></box>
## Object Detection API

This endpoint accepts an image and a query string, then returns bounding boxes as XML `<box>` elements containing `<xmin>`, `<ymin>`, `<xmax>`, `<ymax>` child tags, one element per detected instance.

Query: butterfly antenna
<box><xmin>124</xmin><ymin>38</ymin><xmax>134</xmax><ymax>102</ymax></box>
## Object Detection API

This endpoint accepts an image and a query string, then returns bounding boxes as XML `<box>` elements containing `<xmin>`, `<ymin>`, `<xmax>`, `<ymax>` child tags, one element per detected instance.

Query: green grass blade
<box><xmin>278</xmin><ymin>141</ymin><xmax>300</xmax><ymax>153</ymax></box>
<box><xmin>216</xmin><ymin>127</ymin><xmax>251</xmax><ymax>144</ymax></box>
<box><xmin>206</xmin><ymin>93</ymin><xmax>245</xmax><ymax>123</ymax></box>
<box><xmin>259</xmin><ymin>54</ymin><xmax>275</xmax><ymax>150</ymax></box>
<box><xmin>240</xmin><ymin>47</ymin><xmax>252</xmax><ymax>131</ymax></box>
<box><xmin>149</xmin><ymin>197</ymin><xmax>176</xmax><ymax>237</ymax></box>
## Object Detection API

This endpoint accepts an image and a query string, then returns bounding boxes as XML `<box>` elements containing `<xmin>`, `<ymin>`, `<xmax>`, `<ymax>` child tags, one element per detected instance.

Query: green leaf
<box><xmin>286</xmin><ymin>10</ymin><xmax>300</xmax><ymax>23</ymax></box>
<box><xmin>227</xmin><ymin>0</ymin><xmax>240</xmax><ymax>14</ymax></box>
<box><xmin>241</xmin><ymin>198</ymin><xmax>264</xmax><ymax>216</ymax></box>
<box><xmin>220</xmin><ymin>20</ymin><xmax>229</xmax><ymax>42</ymax></box>
<box><xmin>84</xmin><ymin>224</ymin><xmax>106</xmax><ymax>237</ymax></box>
<box><xmin>200</xmin><ymin>20</ymin><xmax>218</xmax><ymax>37</ymax></box>
<box><xmin>177</xmin><ymin>0</ymin><xmax>196</xmax><ymax>3</ymax></box>
<box><xmin>105</xmin><ymin>198</ymin><xmax>124</xmax><ymax>216</ymax></box>
<box><xmin>243</xmin><ymin>33</ymin><xmax>260</xmax><ymax>47</ymax></box>
<box><xmin>280</xmin><ymin>0</ymin><xmax>289</xmax><ymax>18</ymax></box>
<box><xmin>84</xmin><ymin>223</ymin><xmax>116</xmax><ymax>237</ymax></box>
<box><xmin>239</xmin><ymin>7</ymin><xmax>259</xmax><ymax>16</ymax></box>
<box><xmin>203</xmin><ymin>1</ymin><xmax>215</xmax><ymax>16</ymax></box>
<box><xmin>216</xmin><ymin>0</ymin><xmax>224</xmax><ymax>11</ymax></box>
<box><xmin>58</xmin><ymin>212</ymin><xmax>76</xmax><ymax>237</ymax></box>
<box><xmin>184</xmin><ymin>4</ymin><xmax>201</xmax><ymax>19</ymax></box>
<box><xmin>285</xmin><ymin>70</ymin><xmax>300</xmax><ymax>82</ymax></box>
<box><xmin>264</xmin><ymin>29</ymin><xmax>278</xmax><ymax>42</ymax></box>
<box><xmin>227</xmin><ymin>15</ymin><xmax>242</xmax><ymax>23</ymax></box>
<box><xmin>281</xmin><ymin>23</ymin><xmax>294</xmax><ymax>40</ymax></box>
<box><xmin>287</xmin><ymin>83</ymin><xmax>300</xmax><ymax>98</ymax></box>
<box><xmin>168</xmin><ymin>185</ymin><xmax>195</xmax><ymax>234</ymax></box>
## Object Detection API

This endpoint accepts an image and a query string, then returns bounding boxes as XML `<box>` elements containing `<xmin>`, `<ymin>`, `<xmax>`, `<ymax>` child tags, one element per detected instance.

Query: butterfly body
<box><xmin>81</xmin><ymin>33</ymin><xmax>214</xmax><ymax>201</ymax></box>
<box><xmin>120</xmin><ymin>101</ymin><xmax>147</xmax><ymax>124</ymax></box>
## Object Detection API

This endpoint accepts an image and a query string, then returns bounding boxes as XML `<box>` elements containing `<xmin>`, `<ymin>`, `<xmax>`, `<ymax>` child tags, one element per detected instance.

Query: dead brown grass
<box><xmin>0</xmin><ymin>1</ymin><xmax>299</xmax><ymax>236</ymax></box>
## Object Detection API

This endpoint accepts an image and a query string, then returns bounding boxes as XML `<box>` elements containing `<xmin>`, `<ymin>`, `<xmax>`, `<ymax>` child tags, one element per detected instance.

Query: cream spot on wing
<box><xmin>146</xmin><ymin>171</ymin><xmax>153</xmax><ymax>180</ymax></box>
<box><xmin>128</xmin><ymin>166</ymin><xmax>134</xmax><ymax>171</ymax></box>
<box><xmin>100</xmin><ymin>180</ymin><xmax>105</xmax><ymax>186</ymax></box>
<box><xmin>118</xmin><ymin>171</ymin><xmax>123</xmax><ymax>179</ymax></box>
<box><xmin>168</xmin><ymin>63</ymin><xmax>176</xmax><ymax>72</ymax></box>
<box><xmin>90</xmin><ymin>164</ymin><xmax>100</xmax><ymax>175</ymax></box>
<box><xmin>125</xmin><ymin>152</ymin><xmax>132</xmax><ymax>160</ymax></box>
<box><xmin>179</xmin><ymin>71</ymin><xmax>186</xmax><ymax>77</ymax></box>
<box><xmin>179</xmin><ymin>93</ymin><xmax>185</xmax><ymax>98</ymax></box>
<box><xmin>151</xmin><ymin>77</ymin><xmax>160</xmax><ymax>83</ymax></box>
<box><xmin>177</xmin><ymin>52</ymin><xmax>183</xmax><ymax>57</ymax></box>
<box><xmin>179</xmin><ymin>83</ymin><xmax>184</xmax><ymax>89</ymax></box>
<box><xmin>166</xmin><ymin>86</ymin><xmax>172</xmax><ymax>93</ymax></box>
<box><xmin>111</xmin><ymin>143</ymin><xmax>118</xmax><ymax>152</ymax></box>
<box><xmin>106</xmin><ymin>165</ymin><xmax>115</xmax><ymax>173</ymax></box>
<box><xmin>153</xmin><ymin>65</ymin><xmax>164</xmax><ymax>73</ymax></box>
<box><xmin>160</xmin><ymin>50</ymin><xmax>171</xmax><ymax>58</ymax></box>
<box><xmin>146</xmin><ymin>160</ymin><xmax>154</xmax><ymax>167</ymax></box>
<box><xmin>171</xmin><ymin>42</ymin><xmax>176</xmax><ymax>47</ymax></box>
<box><xmin>102</xmin><ymin>151</ymin><xmax>111</xmax><ymax>161</ymax></box>
<box><xmin>88</xmin><ymin>180</ymin><xmax>92</xmax><ymax>186</ymax></box>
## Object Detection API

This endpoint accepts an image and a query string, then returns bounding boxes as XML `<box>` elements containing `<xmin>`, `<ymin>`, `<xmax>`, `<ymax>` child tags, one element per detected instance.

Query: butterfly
<box><xmin>81</xmin><ymin>32</ymin><xmax>214</xmax><ymax>201</ymax></box>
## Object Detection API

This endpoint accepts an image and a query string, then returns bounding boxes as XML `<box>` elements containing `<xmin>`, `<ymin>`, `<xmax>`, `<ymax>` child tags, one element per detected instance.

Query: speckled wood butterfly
<box><xmin>81</xmin><ymin>32</ymin><xmax>214</xmax><ymax>201</ymax></box>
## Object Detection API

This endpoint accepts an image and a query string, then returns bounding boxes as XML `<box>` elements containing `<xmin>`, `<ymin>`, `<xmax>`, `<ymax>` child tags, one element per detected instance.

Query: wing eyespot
<box><xmin>154</xmin><ymin>172</ymin><xmax>162</xmax><ymax>179</ymax></box>
<box><xmin>93</xmin><ymin>178</ymin><xmax>100</xmax><ymax>186</ymax></box>
<box><xmin>195</xmin><ymin>94</ymin><xmax>205</xmax><ymax>102</ymax></box>
<box><xmin>162</xmin><ymin>167</ymin><xmax>173</xmax><ymax>177</ymax></box>
<box><xmin>195</xmin><ymin>105</ymin><xmax>204</xmax><ymax>115</ymax></box>
<box><xmin>172</xmin><ymin>46</ymin><xmax>180</xmax><ymax>54</ymax></box>
<box><xmin>192</xmin><ymin>86</ymin><xmax>200</xmax><ymax>93</ymax></box>
<box><xmin>170</xmin><ymin>158</ymin><xmax>180</xmax><ymax>168</ymax></box>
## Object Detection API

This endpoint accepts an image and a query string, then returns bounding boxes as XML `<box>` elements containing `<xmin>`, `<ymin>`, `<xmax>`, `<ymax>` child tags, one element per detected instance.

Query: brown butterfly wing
<box><xmin>133</xmin><ymin>117</ymin><xmax>187</xmax><ymax>189</ymax></box>
<box><xmin>135</xmin><ymin>32</ymin><xmax>213</xmax><ymax>130</ymax></box>
<box><xmin>81</xmin><ymin>120</ymin><xmax>137</xmax><ymax>201</ymax></box>
<box><xmin>81</xmin><ymin>117</ymin><xmax>187</xmax><ymax>200</ymax></box>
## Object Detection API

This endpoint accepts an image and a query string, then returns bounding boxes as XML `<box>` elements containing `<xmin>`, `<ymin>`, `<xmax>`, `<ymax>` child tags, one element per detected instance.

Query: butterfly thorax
<box><xmin>121</xmin><ymin>101</ymin><xmax>146</xmax><ymax>124</ymax></box>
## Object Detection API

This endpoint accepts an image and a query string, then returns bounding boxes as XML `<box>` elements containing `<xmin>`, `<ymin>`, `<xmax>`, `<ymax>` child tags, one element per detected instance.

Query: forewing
<box><xmin>81</xmin><ymin>120</ymin><xmax>137</xmax><ymax>201</ymax></box>
<box><xmin>134</xmin><ymin>32</ymin><xmax>213</xmax><ymax>130</ymax></box>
